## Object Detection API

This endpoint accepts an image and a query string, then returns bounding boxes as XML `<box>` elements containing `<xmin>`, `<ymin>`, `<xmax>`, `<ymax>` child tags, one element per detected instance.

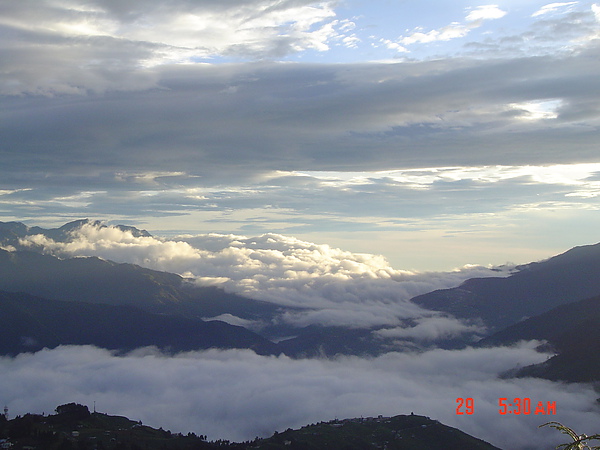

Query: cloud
<box><xmin>397</xmin><ymin>5</ymin><xmax>507</xmax><ymax>47</ymax></box>
<box><xmin>16</xmin><ymin>221</ymin><xmax>516</xmax><ymax>332</ymax></box>
<box><xmin>0</xmin><ymin>344</ymin><xmax>597</xmax><ymax>449</ymax></box>
<box><xmin>375</xmin><ymin>316</ymin><xmax>486</xmax><ymax>342</ymax></box>
<box><xmin>202</xmin><ymin>313</ymin><xmax>265</xmax><ymax>331</ymax></box>
<box><xmin>532</xmin><ymin>2</ymin><xmax>579</xmax><ymax>18</ymax></box>
<box><xmin>3</xmin><ymin>51</ymin><xmax>598</xmax><ymax>187</ymax></box>
<box><xmin>0</xmin><ymin>0</ymin><xmax>340</xmax><ymax>95</ymax></box>
<box><xmin>466</xmin><ymin>5</ymin><xmax>508</xmax><ymax>22</ymax></box>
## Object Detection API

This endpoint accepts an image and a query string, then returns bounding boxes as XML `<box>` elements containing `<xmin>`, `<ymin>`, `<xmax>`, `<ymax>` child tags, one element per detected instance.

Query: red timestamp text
<box><xmin>455</xmin><ymin>398</ymin><xmax>557</xmax><ymax>415</ymax></box>
<box><xmin>498</xmin><ymin>398</ymin><xmax>556</xmax><ymax>415</ymax></box>
<box><xmin>455</xmin><ymin>397</ymin><xmax>474</xmax><ymax>415</ymax></box>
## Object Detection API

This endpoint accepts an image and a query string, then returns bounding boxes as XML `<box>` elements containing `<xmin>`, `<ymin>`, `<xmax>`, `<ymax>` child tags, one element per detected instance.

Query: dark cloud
<box><xmin>2</xmin><ymin>52</ymin><xmax>599</xmax><ymax>186</ymax></box>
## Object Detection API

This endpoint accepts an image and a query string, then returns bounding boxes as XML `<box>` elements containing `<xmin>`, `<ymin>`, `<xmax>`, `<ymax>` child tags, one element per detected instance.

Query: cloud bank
<box><xmin>0</xmin><ymin>344</ymin><xmax>597</xmax><ymax>450</ymax></box>
<box><xmin>18</xmin><ymin>221</ymin><xmax>513</xmax><ymax>334</ymax></box>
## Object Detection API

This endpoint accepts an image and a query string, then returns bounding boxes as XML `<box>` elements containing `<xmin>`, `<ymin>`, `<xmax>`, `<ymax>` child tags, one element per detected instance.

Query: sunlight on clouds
<box><xmin>16</xmin><ymin>221</ymin><xmax>515</xmax><ymax>329</ymax></box>
<box><xmin>0</xmin><ymin>0</ymin><xmax>342</xmax><ymax>80</ymax></box>
<box><xmin>532</xmin><ymin>2</ymin><xmax>579</xmax><ymax>17</ymax></box>
<box><xmin>508</xmin><ymin>99</ymin><xmax>562</xmax><ymax>120</ymax></box>
<box><xmin>302</xmin><ymin>162</ymin><xmax>600</xmax><ymax>190</ymax></box>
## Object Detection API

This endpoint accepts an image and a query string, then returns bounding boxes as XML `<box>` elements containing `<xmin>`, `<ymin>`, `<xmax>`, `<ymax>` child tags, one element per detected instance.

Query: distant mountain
<box><xmin>0</xmin><ymin>218</ymin><xmax>151</xmax><ymax>249</ymax></box>
<box><xmin>0</xmin><ymin>290</ymin><xmax>280</xmax><ymax>356</ymax></box>
<box><xmin>4</xmin><ymin>219</ymin><xmax>600</xmax><ymax>363</ymax></box>
<box><xmin>478</xmin><ymin>294</ymin><xmax>600</xmax><ymax>382</ymax></box>
<box><xmin>411</xmin><ymin>242</ymin><xmax>600</xmax><ymax>332</ymax></box>
<box><xmin>0</xmin><ymin>247</ymin><xmax>280</xmax><ymax>321</ymax></box>
<box><xmin>0</xmin><ymin>405</ymin><xmax>501</xmax><ymax>450</ymax></box>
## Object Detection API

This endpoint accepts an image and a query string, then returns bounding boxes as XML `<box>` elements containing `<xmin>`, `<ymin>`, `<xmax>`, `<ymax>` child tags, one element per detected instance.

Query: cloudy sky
<box><xmin>1</xmin><ymin>0</ymin><xmax>600</xmax><ymax>270</ymax></box>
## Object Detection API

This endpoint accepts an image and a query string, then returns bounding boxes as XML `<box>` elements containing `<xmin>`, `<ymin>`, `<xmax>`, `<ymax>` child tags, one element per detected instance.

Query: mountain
<box><xmin>0</xmin><ymin>218</ymin><xmax>151</xmax><ymax>249</ymax></box>
<box><xmin>0</xmin><ymin>290</ymin><xmax>280</xmax><ymax>356</ymax></box>
<box><xmin>0</xmin><ymin>247</ymin><xmax>280</xmax><ymax>321</ymax></box>
<box><xmin>3</xmin><ymin>219</ymin><xmax>600</xmax><ymax>361</ymax></box>
<box><xmin>234</xmin><ymin>414</ymin><xmax>501</xmax><ymax>450</ymax></box>
<box><xmin>0</xmin><ymin>403</ymin><xmax>225</xmax><ymax>449</ymax></box>
<box><xmin>478</xmin><ymin>294</ymin><xmax>600</xmax><ymax>382</ymax></box>
<box><xmin>0</xmin><ymin>405</ymin><xmax>502</xmax><ymax>450</ymax></box>
<box><xmin>410</xmin><ymin>242</ymin><xmax>600</xmax><ymax>332</ymax></box>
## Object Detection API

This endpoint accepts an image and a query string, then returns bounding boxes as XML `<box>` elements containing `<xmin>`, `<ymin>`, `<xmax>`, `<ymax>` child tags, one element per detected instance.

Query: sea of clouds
<box><xmin>0</xmin><ymin>344</ymin><xmax>598</xmax><ymax>450</ymax></box>
<box><xmin>18</xmin><ymin>222</ymin><xmax>513</xmax><ymax>337</ymax></box>
<box><xmin>8</xmin><ymin>222</ymin><xmax>600</xmax><ymax>449</ymax></box>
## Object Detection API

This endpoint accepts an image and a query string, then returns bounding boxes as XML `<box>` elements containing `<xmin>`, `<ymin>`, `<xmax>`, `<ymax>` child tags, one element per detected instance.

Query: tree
<box><xmin>55</xmin><ymin>403</ymin><xmax>91</xmax><ymax>420</ymax></box>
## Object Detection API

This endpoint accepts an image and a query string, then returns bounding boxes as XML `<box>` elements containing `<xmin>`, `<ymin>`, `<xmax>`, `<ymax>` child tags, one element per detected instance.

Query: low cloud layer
<box><xmin>0</xmin><ymin>344</ymin><xmax>597</xmax><ymax>450</ymax></box>
<box><xmin>18</xmin><ymin>222</ymin><xmax>513</xmax><ymax>335</ymax></box>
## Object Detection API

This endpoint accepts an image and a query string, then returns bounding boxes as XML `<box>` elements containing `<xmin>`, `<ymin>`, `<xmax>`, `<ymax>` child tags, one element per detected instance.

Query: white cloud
<box><xmin>398</xmin><ymin>4</ymin><xmax>506</xmax><ymax>47</ymax></box>
<box><xmin>17</xmin><ymin>221</ymin><xmax>515</xmax><ymax>330</ymax></box>
<box><xmin>375</xmin><ymin>316</ymin><xmax>486</xmax><ymax>342</ymax></box>
<box><xmin>466</xmin><ymin>5</ymin><xmax>508</xmax><ymax>22</ymax></box>
<box><xmin>0</xmin><ymin>344</ymin><xmax>597</xmax><ymax>449</ymax></box>
<box><xmin>532</xmin><ymin>2</ymin><xmax>579</xmax><ymax>17</ymax></box>
<box><xmin>400</xmin><ymin>23</ymin><xmax>471</xmax><ymax>46</ymax></box>
<box><xmin>593</xmin><ymin>3</ymin><xmax>600</xmax><ymax>21</ymax></box>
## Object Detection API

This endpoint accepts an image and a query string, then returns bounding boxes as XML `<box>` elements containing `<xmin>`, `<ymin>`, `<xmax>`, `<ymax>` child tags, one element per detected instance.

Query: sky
<box><xmin>1</xmin><ymin>0</ymin><xmax>600</xmax><ymax>270</ymax></box>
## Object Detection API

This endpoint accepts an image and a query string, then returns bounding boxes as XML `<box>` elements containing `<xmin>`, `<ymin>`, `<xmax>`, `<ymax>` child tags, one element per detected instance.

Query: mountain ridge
<box><xmin>0</xmin><ymin>290</ymin><xmax>280</xmax><ymax>356</ymax></box>
<box><xmin>410</xmin><ymin>242</ymin><xmax>600</xmax><ymax>332</ymax></box>
<box><xmin>0</xmin><ymin>404</ymin><xmax>502</xmax><ymax>450</ymax></box>
<box><xmin>478</xmin><ymin>293</ymin><xmax>600</xmax><ymax>382</ymax></box>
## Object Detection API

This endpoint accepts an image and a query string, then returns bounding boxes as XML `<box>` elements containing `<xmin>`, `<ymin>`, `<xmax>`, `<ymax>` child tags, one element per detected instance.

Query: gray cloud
<box><xmin>0</xmin><ymin>344</ymin><xmax>597</xmax><ymax>449</ymax></box>
<box><xmin>2</xmin><ymin>51</ymin><xmax>599</xmax><ymax>188</ymax></box>
<box><xmin>0</xmin><ymin>0</ymin><xmax>340</xmax><ymax>95</ymax></box>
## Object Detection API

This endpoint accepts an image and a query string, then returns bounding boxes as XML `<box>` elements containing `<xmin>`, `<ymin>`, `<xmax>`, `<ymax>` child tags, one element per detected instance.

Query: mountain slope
<box><xmin>478</xmin><ymin>294</ymin><xmax>600</xmax><ymax>382</ymax></box>
<box><xmin>411</xmin><ymin>242</ymin><xmax>600</xmax><ymax>331</ymax></box>
<box><xmin>252</xmin><ymin>414</ymin><xmax>501</xmax><ymax>450</ymax></box>
<box><xmin>0</xmin><ymin>290</ymin><xmax>280</xmax><ymax>355</ymax></box>
<box><xmin>0</xmin><ymin>248</ymin><xmax>280</xmax><ymax>321</ymax></box>
<box><xmin>0</xmin><ymin>406</ymin><xmax>501</xmax><ymax>450</ymax></box>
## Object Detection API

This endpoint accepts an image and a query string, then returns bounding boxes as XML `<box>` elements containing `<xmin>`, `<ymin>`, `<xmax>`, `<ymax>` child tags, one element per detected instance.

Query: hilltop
<box><xmin>0</xmin><ymin>404</ymin><xmax>501</xmax><ymax>450</ymax></box>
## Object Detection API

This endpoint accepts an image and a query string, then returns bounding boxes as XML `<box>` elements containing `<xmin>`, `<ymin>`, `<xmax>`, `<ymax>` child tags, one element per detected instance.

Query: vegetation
<box><xmin>541</xmin><ymin>422</ymin><xmax>600</xmax><ymax>450</ymax></box>
<box><xmin>0</xmin><ymin>405</ymin><xmax>500</xmax><ymax>450</ymax></box>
